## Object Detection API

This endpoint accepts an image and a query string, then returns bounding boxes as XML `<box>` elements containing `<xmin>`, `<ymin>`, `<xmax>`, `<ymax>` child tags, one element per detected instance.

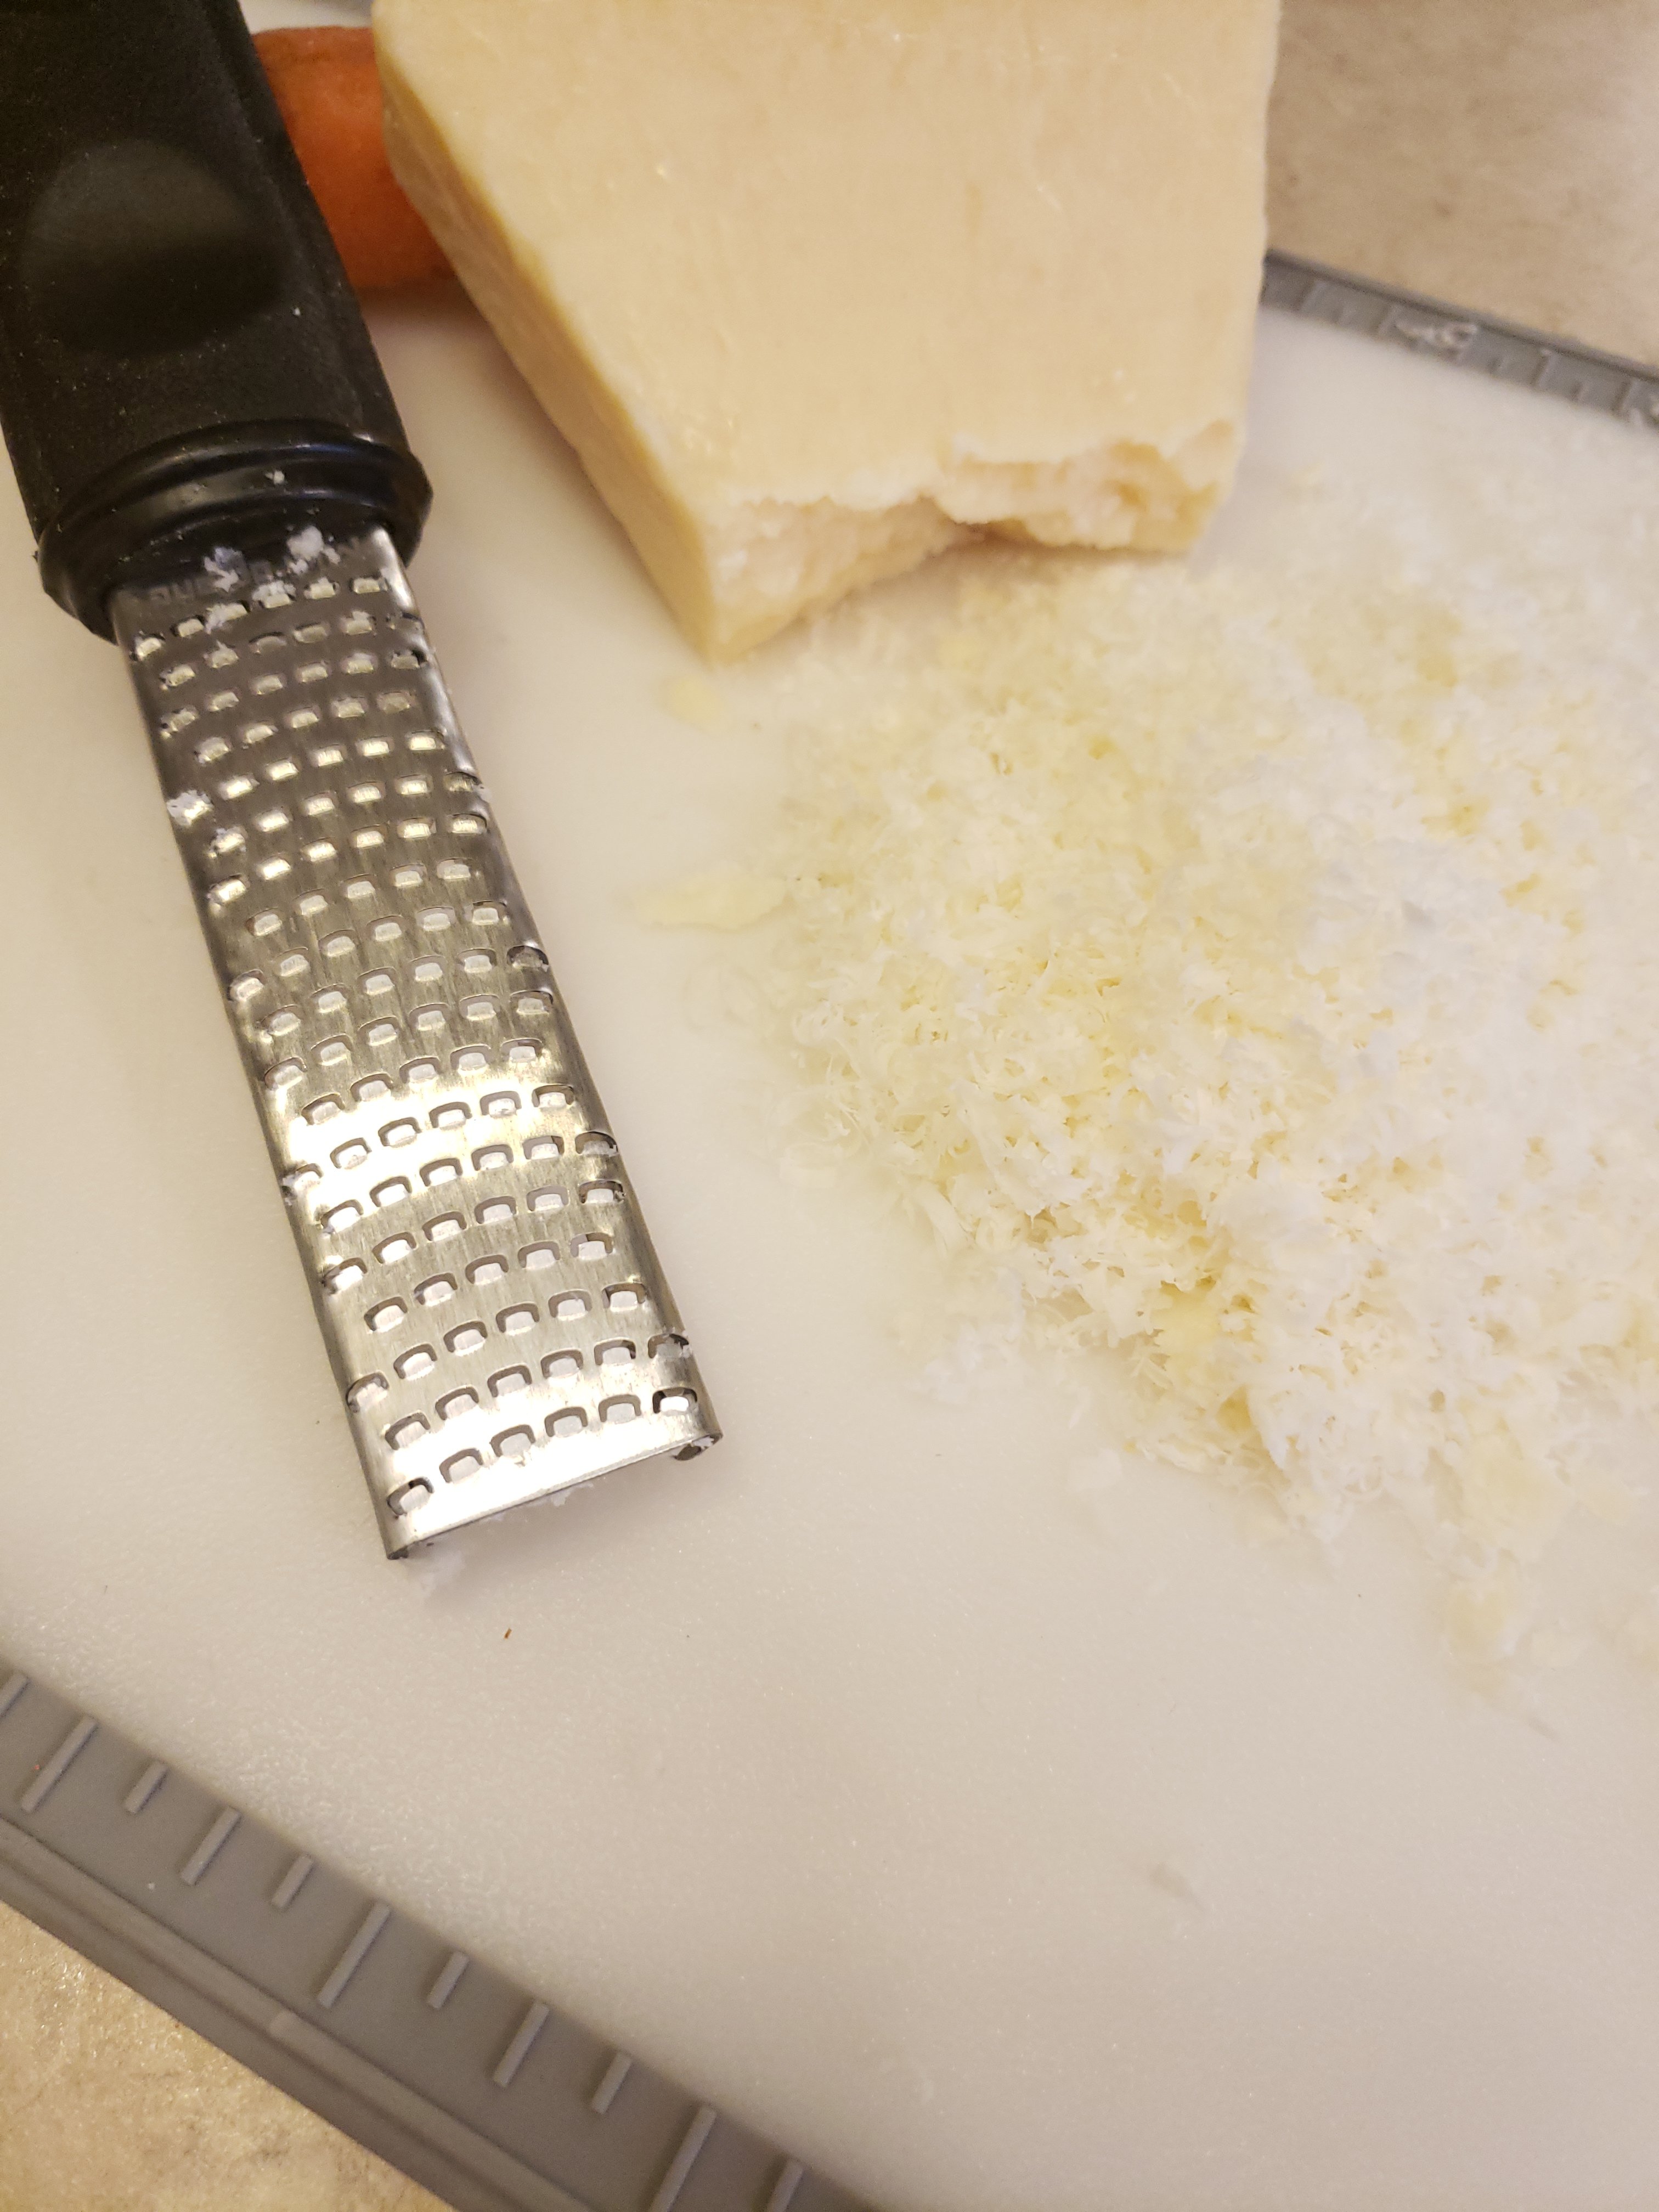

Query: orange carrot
<box><xmin>256</xmin><ymin>27</ymin><xmax>451</xmax><ymax>292</ymax></box>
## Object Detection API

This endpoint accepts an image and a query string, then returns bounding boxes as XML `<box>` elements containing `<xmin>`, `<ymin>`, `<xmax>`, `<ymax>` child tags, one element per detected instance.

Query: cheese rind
<box><xmin>375</xmin><ymin>0</ymin><xmax>1280</xmax><ymax>657</ymax></box>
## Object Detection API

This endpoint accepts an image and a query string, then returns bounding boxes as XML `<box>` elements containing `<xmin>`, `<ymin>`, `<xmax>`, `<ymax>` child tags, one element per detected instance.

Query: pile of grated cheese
<box><xmin>651</xmin><ymin>480</ymin><xmax>1659</xmax><ymax>1656</ymax></box>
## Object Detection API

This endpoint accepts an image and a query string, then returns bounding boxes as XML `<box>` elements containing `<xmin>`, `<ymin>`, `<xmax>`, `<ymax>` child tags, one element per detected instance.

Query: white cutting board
<box><xmin>7</xmin><ymin>114</ymin><xmax>1659</xmax><ymax>2212</ymax></box>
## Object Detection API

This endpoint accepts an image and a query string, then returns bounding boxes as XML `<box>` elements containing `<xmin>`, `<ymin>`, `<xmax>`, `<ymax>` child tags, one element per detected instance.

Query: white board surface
<box><xmin>5</xmin><ymin>88</ymin><xmax>1659</xmax><ymax>2204</ymax></box>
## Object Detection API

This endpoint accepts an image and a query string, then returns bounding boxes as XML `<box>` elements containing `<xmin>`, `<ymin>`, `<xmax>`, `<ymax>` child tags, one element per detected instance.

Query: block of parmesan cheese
<box><xmin>374</xmin><ymin>0</ymin><xmax>1281</xmax><ymax>658</ymax></box>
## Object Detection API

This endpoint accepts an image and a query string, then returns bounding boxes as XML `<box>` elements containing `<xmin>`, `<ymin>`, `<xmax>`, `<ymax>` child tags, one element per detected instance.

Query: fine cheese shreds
<box><xmin>652</xmin><ymin>486</ymin><xmax>1659</xmax><ymax>1649</ymax></box>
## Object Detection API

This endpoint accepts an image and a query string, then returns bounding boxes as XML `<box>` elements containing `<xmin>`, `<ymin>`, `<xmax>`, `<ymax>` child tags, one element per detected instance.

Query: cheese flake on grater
<box><xmin>374</xmin><ymin>0</ymin><xmax>1281</xmax><ymax>658</ymax></box>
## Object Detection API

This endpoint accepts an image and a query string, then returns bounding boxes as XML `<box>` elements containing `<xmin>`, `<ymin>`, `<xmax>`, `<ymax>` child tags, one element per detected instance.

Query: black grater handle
<box><xmin>0</xmin><ymin>0</ymin><xmax>430</xmax><ymax>636</ymax></box>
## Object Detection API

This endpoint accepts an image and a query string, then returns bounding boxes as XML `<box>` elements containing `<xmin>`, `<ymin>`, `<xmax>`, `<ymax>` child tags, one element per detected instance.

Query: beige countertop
<box><xmin>4</xmin><ymin>3</ymin><xmax>1652</xmax><ymax>2205</ymax></box>
<box><xmin>0</xmin><ymin>1902</ymin><xmax>440</xmax><ymax>2212</ymax></box>
<box><xmin>1269</xmin><ymin>0</ymin><xmax>1659</xmax><ymax>363</ymax></box>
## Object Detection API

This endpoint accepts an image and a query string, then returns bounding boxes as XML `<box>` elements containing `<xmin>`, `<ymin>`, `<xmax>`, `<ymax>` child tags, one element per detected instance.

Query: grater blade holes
<box><xmin>116</xmin><ymin>527</ymin><xmax>718</xmax><ymax>1551</ymax></box>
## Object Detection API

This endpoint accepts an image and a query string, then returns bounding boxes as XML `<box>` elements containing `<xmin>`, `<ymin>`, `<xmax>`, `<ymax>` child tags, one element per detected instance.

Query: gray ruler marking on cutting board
<box><xmin>1262</xmin><ymin>248</ymin><xmax>1659</xmax><ymax>428</ymax></box>
<box><xmin>0</xmin><ymin>1662</ymin><xmax>869</xmax><ymax>2212</ymax></box>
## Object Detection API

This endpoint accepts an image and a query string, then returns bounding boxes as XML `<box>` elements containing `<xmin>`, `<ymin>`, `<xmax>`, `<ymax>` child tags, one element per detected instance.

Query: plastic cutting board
<box><xmin>5</xmin><ymin>37</ymin><xmax>1659</xmax><ymax>2208</ymax></box>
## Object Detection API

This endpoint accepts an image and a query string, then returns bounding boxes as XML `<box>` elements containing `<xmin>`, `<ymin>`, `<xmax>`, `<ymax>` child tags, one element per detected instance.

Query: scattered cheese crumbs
<box><xmin>668</xmin><ymin>496</ymin><xmax>1659</xmax><ymax>1643</ymax></box>
<box><xmin>634</xmin><ymin>866</ymin><xmax>787</xmax><ymax>933</ymax></box>
<box><xmin>658</xmin><ymin>672</ymin><xmax>732</xmax><ymax>736</ymax></box>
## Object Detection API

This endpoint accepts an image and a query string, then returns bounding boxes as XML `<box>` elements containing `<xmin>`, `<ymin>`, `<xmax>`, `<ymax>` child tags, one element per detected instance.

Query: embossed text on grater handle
<box><xmin>112</xmin><ymin>529</ymin><xmax>717</xmax><ymax>1555</ymax></box>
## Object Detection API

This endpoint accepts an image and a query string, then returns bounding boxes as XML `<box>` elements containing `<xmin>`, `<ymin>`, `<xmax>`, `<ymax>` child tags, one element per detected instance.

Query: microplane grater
<box><xmin>1262</xmin><ymin>249</ymin><xmax>1659</xmax><ymax>429</ymax></box>
<box><xmin>0</xmin><ymin>0</ymin><xmax>716</xmax><ymax>1554</ymax></box>
<box><xmin>0</xmin><ymin>1661</ymin><xmax>871</xmax><ymax>2212</ymax></box>
<box><xmin>112</xmin><ymin>528</ymin><xmax>716</xmax><ymax>1555</ymax></box>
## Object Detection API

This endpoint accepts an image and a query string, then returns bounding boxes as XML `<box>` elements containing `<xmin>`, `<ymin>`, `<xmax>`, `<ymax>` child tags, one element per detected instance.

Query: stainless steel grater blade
<box><xmin>111</xmin><ymin>527</ymin><xmax>718</xmax><ymax>1555</ymax></box>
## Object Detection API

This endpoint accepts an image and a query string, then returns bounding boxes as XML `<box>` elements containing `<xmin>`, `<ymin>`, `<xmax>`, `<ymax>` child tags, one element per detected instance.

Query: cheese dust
<box><xmin>652</xmin><ymin>455</ymin><xmax>1659</xmax><ymax>1666</ymax></box>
